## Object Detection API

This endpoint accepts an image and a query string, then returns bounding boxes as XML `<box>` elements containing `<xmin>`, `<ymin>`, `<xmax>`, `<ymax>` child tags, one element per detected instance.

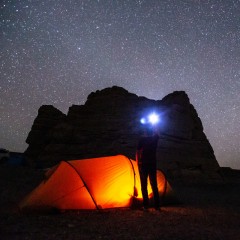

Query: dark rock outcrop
<box><xmin>25</xmin><ymin>86</ymin><xmax>221</xmax><ymax>182</ymax></box>
<box><xmin>24</xmin><ymin>105</ymin><xmax>66</xmax><ymax>166</ymax></box>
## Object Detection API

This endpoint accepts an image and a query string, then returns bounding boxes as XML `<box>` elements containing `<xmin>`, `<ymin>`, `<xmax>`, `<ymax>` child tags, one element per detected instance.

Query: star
<box><xmin>0</xmin><ymin>0</ymin><xmax>239</xmax><ymax>169</ymax></box>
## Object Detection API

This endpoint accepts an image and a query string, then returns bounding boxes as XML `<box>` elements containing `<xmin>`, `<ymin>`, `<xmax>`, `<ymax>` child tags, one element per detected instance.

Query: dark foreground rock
<box><xmin>25</xmin><ymin>86</ymin><xmax>221</xmax><ymax>183</ymax></box>
<box><xmin>0</xmin><ymin>165</ymin><xmax>240</xmax><ymax>240</ymax></box>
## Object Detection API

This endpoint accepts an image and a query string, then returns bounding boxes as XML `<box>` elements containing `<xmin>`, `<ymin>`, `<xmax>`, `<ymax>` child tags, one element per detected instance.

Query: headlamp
<box><xmin>140</xmin><ymin>112</ymin><xmax>160</xmax><ymax>125</ymax></box>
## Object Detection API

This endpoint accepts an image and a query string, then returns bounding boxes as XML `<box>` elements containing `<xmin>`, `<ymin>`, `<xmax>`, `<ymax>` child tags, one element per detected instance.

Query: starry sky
<box><xmin>1</xmin><ymin>0</ymin><xmax>239</xmax><ymax>169</ymax></box>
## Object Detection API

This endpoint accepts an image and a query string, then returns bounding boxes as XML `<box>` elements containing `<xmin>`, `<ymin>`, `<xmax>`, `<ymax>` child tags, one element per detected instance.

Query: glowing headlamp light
<box><xmin>140</xmin><ymin>112</ymin><xmax>160</xmax><ymax>125</ymax></box>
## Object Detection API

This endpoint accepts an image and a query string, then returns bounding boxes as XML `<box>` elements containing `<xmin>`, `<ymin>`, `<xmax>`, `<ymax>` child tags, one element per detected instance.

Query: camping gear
<box><xmin>20</xmin><ymin>155</ymin><xmax>173</xmax><ymax>210</ymax></box>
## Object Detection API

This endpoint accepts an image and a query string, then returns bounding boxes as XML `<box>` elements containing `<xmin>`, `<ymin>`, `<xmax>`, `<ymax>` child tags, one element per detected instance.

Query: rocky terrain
<box><xmin>25</xmin><ymin>86</ymin><xmax>220</xmax><ymax>183</ymax></box>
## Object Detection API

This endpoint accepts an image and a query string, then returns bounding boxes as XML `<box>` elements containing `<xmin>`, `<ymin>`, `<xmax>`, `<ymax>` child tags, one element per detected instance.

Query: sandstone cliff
<box><xmin>25</xmin><ymin>86</ymin><xmax>221</xmax><ymax>182</ymax></box>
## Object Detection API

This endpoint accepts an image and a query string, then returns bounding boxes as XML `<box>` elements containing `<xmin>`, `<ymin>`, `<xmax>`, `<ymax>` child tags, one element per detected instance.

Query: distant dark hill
<box><xmin>25</xmin><ymin>86</ymin><xmax>221</xmax><ymax>182</ymax></box>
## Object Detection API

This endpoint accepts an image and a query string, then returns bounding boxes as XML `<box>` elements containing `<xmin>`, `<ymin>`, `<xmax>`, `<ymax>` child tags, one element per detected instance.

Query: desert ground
<box><xmin>0</xmin><ymin>164</ymin><xmax>240</xmax><ymax>240</ymax></box>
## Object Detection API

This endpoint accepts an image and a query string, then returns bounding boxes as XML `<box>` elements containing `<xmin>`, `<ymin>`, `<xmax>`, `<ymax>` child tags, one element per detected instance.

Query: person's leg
<box><xmin>139</xmin><ymin>167</ymin><xmax>149</xmax><ymax>208</ymax></box>
<box><xmin>149</xmin><ymin>167</ymin><xmax>160</xmax><ymax>209</ymax></box>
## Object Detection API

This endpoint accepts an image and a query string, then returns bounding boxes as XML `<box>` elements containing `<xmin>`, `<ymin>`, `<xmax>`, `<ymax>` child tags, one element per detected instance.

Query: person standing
<box><xmin>136</xmin><ymin>126</ymin><xmax>160</xmax><ymax>211</ymax></box>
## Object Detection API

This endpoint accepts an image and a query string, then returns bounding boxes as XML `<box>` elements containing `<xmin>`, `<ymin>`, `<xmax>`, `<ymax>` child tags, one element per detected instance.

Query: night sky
<box><xmin>1</xmin><ymin>0</ymin><xmax>239</xmax><ymax>169</ymax></box>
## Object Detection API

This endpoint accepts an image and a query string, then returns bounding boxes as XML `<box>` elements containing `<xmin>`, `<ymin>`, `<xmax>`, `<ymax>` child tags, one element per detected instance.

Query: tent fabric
<box><xmin>20</xmin><ymin>155</ymin><xmax>173</xmax><ymax>210</ymax></box>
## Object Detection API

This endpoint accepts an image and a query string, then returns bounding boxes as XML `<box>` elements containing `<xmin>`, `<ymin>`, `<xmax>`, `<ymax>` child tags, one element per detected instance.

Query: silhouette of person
<box><xmin>136</xmin><ymin>126</ymin><xmax>160</xmax><ymax>210</ymax></box>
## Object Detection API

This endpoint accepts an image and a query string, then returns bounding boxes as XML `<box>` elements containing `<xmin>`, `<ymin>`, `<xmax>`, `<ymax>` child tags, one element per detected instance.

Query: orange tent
<box><xmin>20</xmin><ymin>155</ymin><xmax>173</xmax><ymax>210</ymax></box>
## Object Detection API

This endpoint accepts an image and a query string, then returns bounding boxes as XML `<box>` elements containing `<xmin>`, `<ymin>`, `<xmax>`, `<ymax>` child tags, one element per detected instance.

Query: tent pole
<box><xmin>64</xmin><ymin>161</ymin><xmax>99</xmax><ymax>210</ymax></box>
<box><xmin>126</xmin><ymin>157</ymin><xmax>137</xmax><ymax>197</ymax></box>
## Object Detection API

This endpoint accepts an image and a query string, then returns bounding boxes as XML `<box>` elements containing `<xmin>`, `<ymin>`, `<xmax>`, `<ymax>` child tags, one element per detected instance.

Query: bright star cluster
<box><xmin>0</xmin><ymin>0</ymin><xmax>239</xmax><ymax>168</ymax></box>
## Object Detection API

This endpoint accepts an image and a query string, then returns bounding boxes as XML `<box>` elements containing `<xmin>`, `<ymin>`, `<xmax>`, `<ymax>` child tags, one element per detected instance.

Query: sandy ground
<box><xmin>0</xmin><ymin>165</ymin><xmax>240</xmax><ymax>240</ymax></box>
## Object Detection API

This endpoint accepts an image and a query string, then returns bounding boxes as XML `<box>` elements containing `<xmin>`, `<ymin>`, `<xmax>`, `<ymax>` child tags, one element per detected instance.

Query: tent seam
<box><xmin>126</xmin><ymin>156</ymin><xmax>136</xmax><ymax>197</ymax></box>
<box><xmin>64</xmin><ymin>161</ymin><xmax>99</xmax><ymax>210</ymax></box>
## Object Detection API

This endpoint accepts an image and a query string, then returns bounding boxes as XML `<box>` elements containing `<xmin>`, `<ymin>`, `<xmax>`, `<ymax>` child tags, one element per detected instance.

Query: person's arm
<box><xmin>136</xmin><ymin>149</ymin><xmax>142</xmax><ymax>165</ymax></box>
<box><xmin>136</xmin><ymin>138</ymin><xmax>143</xmax><ymax>166</ymax></box>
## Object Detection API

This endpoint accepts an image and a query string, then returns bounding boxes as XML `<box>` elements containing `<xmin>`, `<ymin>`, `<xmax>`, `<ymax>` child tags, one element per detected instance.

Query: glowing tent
<box><xmin>20</xmin><ymin>155</ymin><xmax>173</xmax><ymax>210</ymax></box>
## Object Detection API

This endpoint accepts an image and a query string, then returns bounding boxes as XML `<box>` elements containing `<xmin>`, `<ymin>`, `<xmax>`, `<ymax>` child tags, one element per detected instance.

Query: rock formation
<box><xmin>25</xmin><ymin>86</ymin><xmax>221</xmax><ymax>182</ymax></box>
